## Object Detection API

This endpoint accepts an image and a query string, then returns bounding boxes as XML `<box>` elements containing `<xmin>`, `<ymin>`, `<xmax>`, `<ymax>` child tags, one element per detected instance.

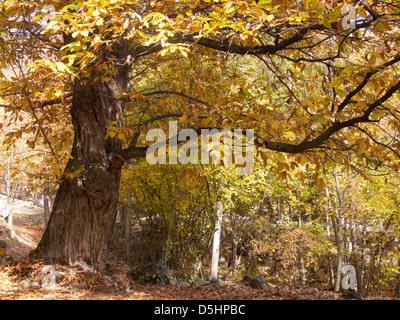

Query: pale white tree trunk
<box><xmin>210</xmin><ymin>201</ymin><xmax>223</xmax><ymax>280</ymax></box>
<box><xmin>125</xmin><ymin>164</ymin><xmax>133</xmax><ymax>263</ymax></box>
<box><xmin>6</xmin><ymin>155</ymin><xmax>11</xmax><ymax>205</ymax></box>
<box><xmin>325</xmin><ymin>186</ymin><xmax>335</xmax><ymax>290</ymax></box>
<box><xmin>332</xmin><ymin>169</ymin><xmax>345</xmax><ymax>292</ymax></box>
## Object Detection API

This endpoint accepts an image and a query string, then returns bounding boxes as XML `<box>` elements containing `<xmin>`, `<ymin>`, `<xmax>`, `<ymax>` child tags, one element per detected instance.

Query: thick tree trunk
<box><xmin>35</xmin><ymin>67</ymin><xmax>127</xmax><ymax>269</ymax></box>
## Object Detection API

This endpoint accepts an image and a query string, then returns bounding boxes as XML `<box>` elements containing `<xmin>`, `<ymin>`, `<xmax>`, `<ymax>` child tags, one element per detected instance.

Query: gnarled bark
<box><xmin>35</xmin><ymin>69</ymin><xmax>127</xmax><ymax>269</ymax></box>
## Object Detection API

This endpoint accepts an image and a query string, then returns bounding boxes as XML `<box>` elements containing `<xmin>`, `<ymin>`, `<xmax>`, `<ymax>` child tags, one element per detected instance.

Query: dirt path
<box><xmin>0</xmin><ymin>195</ymin><xmax>45</xmax><ymax>261</ymax></box>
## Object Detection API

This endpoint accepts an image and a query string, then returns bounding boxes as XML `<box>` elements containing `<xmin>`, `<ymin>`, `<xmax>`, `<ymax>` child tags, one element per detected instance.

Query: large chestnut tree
<box><xmin>1</xmin><ymin>0</ymin><xmax>400</xmax><ymax>269</ymax></box>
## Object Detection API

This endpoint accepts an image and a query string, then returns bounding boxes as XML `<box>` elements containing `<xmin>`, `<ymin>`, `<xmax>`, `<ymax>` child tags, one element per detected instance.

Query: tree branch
<box><xmin>336</xmin><ymin>54</ymin><xmax>400</xmax><ymax>113</ymax></box>
<box><xmin>115</xmin><ymin>78</ymin><xmax>400</xmax><ymax>165</ymax></box>
<box><xmin>355</xmin><ymin>125</ymin><xmax>400</xmax><ymax>159</ymax></box>
<box><xmin>142</xmin><ymin>90</ymin><xmax>210</xmax><ymax>106</ymax></box>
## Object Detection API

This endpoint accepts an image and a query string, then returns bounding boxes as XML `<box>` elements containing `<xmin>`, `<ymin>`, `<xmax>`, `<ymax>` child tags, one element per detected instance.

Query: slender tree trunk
<box><xmin>350</xmin><ymin>222</ymin><xmax>364</xmax><ymax>294</ymax></box>
<box><xmin>3</xmin><ymin>155</ymin><xmax>13</xmax><ymax>230</ymax></box>
<box><xmin>331</xmin><ymin>216</ymin><xmax>344</xmax><ymax>292</ymax></box>
<box><xmin>6</xmin><ymin>155</ymin><xmax>11</xmax><ymax>205</ymax></box>
<box><xmin>35</xmin><ymin>65</ymin><xmax>128</xmax><ymax>269</ymax></box>
<box><xmin>365</xmin><ymin>245</ymin><xmax>379</xmax><ymax>295</ymax></box>
<box><xmin>164</xmin><ymin>208</ymin><xmax>174</xmax><ymax>262</ymax></box>
<box><xmin>210</xmin><ymin>201</ymin><xmax>223</xmax><ymax>280</ymax></box>
<box><xmin>324</xmin><ymin>187</ymin><xmax>334</xmax><ymax>290</ymax></box>
<box><xmin>331</xmin><ymin>170</ymin><xmax>345</xmax><ymax>292</ymax></box>
<box><xmin>126</xmin><ymin>184</ymin><xmax>132</xmax><ymax>263</ymax></box>
<box><xmin>120</xmin><ymin>206</ymin><xmax>126</xmax><ymax>238</ymax></box>
<box><xmin>365</xmin><ymin>216</ymin><xmax>392</xmax><ymax>296</ymax></box>
<box><xmin>231</xmin><ymin>236</ymin><xmax>238</xmax><ymax>274</ymax></box>
<box><xmin>229</xmin><ymin>211</ymin><xmax>238</xmax><ymax>274</ymax></box>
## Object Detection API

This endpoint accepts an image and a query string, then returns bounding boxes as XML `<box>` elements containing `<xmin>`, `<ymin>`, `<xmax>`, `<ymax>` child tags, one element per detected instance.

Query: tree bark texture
<box><xmin>35</xmin><ymin>66</ymin><xmax>127</xmax><ymax>269</ymax></box>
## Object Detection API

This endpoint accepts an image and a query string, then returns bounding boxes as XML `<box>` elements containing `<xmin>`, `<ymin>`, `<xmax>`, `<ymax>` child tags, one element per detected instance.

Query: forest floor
<box><xmin>0</xmin><ymin>195</ymin><xmax>398</xmax><ymax>301</ymax></box>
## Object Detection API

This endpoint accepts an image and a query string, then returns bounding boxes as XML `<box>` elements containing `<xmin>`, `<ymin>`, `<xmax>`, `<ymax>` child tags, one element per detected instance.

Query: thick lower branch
<box><xmin>118</xmin><ymin>79</ymin><xmax>400</xmax><ymax>161</ymax></box>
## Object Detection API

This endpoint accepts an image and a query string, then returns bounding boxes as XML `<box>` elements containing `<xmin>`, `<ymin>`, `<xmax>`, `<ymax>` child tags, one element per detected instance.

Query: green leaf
<box><xmin>283</xmin><ymin>131</ymin><xmax>295</xmax><ymax>138</ymax></box>
<box><xmin>61</xmin><ymin>4</ymin><xmax>81</xmax><ymax>12</ymax></box>
<box><xmin>266</xmin><ymin>14</ymin><xmax>274</xmax><ymax>22</ymax></box>
<box><xmin>313</xmin><ymin>116</ymin><xmax>326</xmax><ymax>124</ymax></box>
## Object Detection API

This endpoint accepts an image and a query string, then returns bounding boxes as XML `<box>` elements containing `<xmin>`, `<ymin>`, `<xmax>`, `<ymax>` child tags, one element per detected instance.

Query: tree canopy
<box><xmin>1</xmin><ymin>0</ymin><xmax>400</xmax><ymax>171</ymax></box>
